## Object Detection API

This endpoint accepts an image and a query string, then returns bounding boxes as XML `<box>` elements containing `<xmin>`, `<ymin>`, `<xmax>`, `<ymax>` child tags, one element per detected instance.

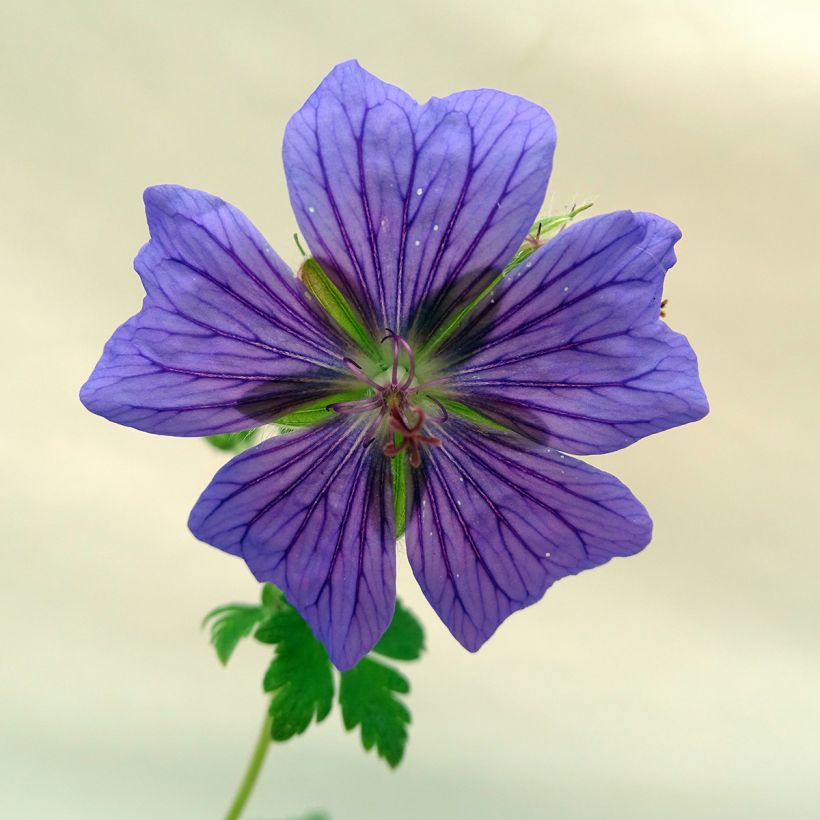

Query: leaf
<box><xmin>260</xmin><ymin>582</ymin><xmax>286</xmax><ymax>612</ymax></box>
<box><xmin>205</xmin><ymin>429</ymin><xmax>257</xmax><ymax>452</ymax></box>
<box><xmin>339</xmin><ymin>657</ymin><xmax>411</xmax><ymax>768</ymax></box>
<box><xmin>202</xmin><ymin>604</ymin><xmax>263</xmax><ymax>665</ymax></box>
<box><xmin>373</xmin><ymin>599</ymin><xmax>424</xmax><ymax>661</ymax></box>
<box><xmin>257</xmin><ymin>608</ymin><xmax>335</xmax><ymax>741</ymax></box>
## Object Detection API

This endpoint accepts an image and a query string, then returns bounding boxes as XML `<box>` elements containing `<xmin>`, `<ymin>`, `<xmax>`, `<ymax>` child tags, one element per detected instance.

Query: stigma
<box><xmin>329</xmin><ymin>331</ymin><xmax>442</xmax><ymax>466</ymax></box>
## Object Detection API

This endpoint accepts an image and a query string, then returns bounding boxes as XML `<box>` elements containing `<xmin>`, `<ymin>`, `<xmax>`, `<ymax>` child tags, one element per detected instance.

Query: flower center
<box><xmin>330</xmin><ymin>331</ymin><xmax>442</xmax><ymax>467</ymax></box>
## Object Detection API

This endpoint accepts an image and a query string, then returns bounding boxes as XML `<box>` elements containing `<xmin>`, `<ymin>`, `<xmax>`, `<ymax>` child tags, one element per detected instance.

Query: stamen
<box><xmin>425</xmin><ymin>396</ymin><xmax>448</xmax><ymax>423</ymax></box>
<box><xmin>343</xmin><ymin>357</ymin><xmax>381</xmax><ymax>390</ymax></box>
<box><xmin>381</xmin><ymin>329</ymin><xmax>416</xmax><ymax>390</ymax></box>
<box><xmin>332</xmin><ymin>335</ymin><xmax>441</xmax><ymax>467</ymax></box>
<box><xmin>329</xmin><ymin>396</ymin><xmax>383</xmax><ymax>414</ymax></box>
<box><xmin>381</xmin><ymin>403</ymin><xmax>441</xmax><ymax>466</ymax></box>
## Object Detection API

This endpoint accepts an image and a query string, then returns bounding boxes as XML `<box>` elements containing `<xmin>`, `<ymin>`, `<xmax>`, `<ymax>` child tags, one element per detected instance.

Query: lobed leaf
<box><xmin>202</xmin><ymin>603</ymin><xmax>264</xmax><ymax>665</ymax></box>
<box><xmin>373</xmin><ymin>599</ymin><xmax>424</xmax><ymax>661</ymax></box>
<box><xmin>339</xmin><ymin>657</ymin><xmax>411</xmax><ymax>768</ymax></box>
<box><xmin>257</xmin><ymin>608</ymin><xmax>335</xmax><ymax>741</ymax></box>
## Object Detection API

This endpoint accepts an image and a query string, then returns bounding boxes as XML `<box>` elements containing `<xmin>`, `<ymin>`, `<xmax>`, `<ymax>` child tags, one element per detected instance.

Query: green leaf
<box><xmin>204</xmin><ymin>429</ymin><xmax>257</xmax><ymax>452</ymax></box>
<box><xmin>373</xmin><ymin>599</ymin><xmax>424</xmax><ymax>661</ymax></box>
<box><xmin>300</xmin><ymin>258</ymin><xmax>382</xmax><ymax>363</ymax></box>
<box><xmin>260</xmin><ymin>582</ymin><xmax>286</xmax><ymax>612</ymax></box>
<box><xmin>257</xmin><ymin>608</ymin><xmax>335</xmax><ymax>741</ymax></box>
<box><xmin>274</xmin><ymin>391</ymin><xmax>368</xmax><ymax>429</ymax></box>
<box><xmin>202</xmin><ymin>604</ymin><xmax>263</xmax><ymax>665</ymax></box>
<box><xmin>339</xmin><ymin>657</ymin><xmax>411</xmax><ymax>768</ymax></box>
<box><xmin>391</xmin><ymin>449</ymin><xmax>407</xmax><ymax>539</ymax></box>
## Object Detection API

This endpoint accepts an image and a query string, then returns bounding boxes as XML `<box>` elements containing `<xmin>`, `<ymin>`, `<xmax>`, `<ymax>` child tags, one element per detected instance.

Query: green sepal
<box><xmin>274</xmin><ymin>390</ymin><xmax>369</xmax><ymax>429</ymax></box>
<box><xmin>436</xmin><ymin>398</ymin><xmax>512</xmax><ymax>432</ymax></box>
<box><xmin>257</xmin><ymin>607</ymin><xmax>335</xmax><ymax>741</ymax></box>
<box><xmin>204</xmin><ymin>429</ymin><xmax>258</xmax><ymax>453</ymax></box>
<box><xmin>421</xmin><ymin>202</ymin><xmax>593</xmax><ymax>355</ymax></box>
<box><xmin>339</xmin><ymin>657</ymin><xmax>411</xmax><ymax>768</ymax></box>
<box><xmin>391</xmin><ymin>448</ymin><xmax>407</xmax><ymax>539</ymax></box>
<box><xmin>202</xmin><ymin>603</ymin><xmax>264</xmax><ymax>665</ymax></box>
<box><xmin>300</xmin><ymin>258</ymin><xmax>381</xmax><ymax>362</ymax></box>
<box><xmin>373</xmin><ymin>600</ymin><xmax>424</xmax><ymax>661</ymax></box>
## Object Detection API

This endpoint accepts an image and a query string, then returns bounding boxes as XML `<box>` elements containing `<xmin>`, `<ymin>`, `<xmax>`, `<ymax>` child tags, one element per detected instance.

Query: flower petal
<box><xmin>283</xmin><ymin>60</ymin><xmax>555</xmax><ymax>337</ymax></box>
<box><xmin>406</xmin><ymin>420</ymin><xmax>651</xmax><ymax>652</ymax></box>
<box><xmin>447</xmin><ymin>211</ymin><xmax>708</xmax><ymax>454</ymax></box>
<box><xmin>80</xmin><ymin>185</ymin><xmax>350</xmax><ymax>436</ymax></box>
<box><xmin>189</xmin><ymin>418</ymin><xmax>395</xmax><ymax>670</ymax></box>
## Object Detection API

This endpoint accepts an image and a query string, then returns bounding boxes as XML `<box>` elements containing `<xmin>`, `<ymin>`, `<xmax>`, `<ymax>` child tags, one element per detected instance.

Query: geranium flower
<box><xmin>81</xmin><ymin>61</ymin><xmax>707</xmax><ymax>669</ymax></box>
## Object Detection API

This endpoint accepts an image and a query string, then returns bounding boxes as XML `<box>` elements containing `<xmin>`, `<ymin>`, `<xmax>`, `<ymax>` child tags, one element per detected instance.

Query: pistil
<box><xmin>329</xmin><ymin>331</ymin><xmax>442</xmax><ymax>466</ymax></box>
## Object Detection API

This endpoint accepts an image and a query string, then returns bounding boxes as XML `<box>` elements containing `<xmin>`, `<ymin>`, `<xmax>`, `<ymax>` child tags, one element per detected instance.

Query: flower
<box><xmin>81</xmin><ymin>61</ymin><xmax>707</xmax><ymax>670</ymax></box>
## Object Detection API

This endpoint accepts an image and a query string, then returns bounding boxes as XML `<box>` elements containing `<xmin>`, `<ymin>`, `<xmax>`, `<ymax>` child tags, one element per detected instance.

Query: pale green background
<box><xmin>2</xmin><ymin>1</ymin><xmax>818</xmax><ymax>818</ymax></box>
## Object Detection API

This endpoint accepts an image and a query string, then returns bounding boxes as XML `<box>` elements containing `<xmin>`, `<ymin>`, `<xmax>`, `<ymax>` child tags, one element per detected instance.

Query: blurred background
<box><xmin>2</xmin><ymin>1</ymin><xmax>818</xmax><ymax>817</ymax></box>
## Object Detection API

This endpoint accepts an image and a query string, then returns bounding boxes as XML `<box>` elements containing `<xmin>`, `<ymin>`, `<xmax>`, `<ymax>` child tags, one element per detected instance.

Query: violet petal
<box><xmin>283</xmin><ymin>60</ymin><xmax>555</xmax><ymax>337</ymax></box>
<box><xmin>189</xmin><ymin>417</ymin><xmax>395</xmax><ymax>670</ymax></box>
<box><xmin>448</xmin><ymin>211</ymin><xmax>709</xmax><ymax>454</ymax></box>
<box><xmin>406</xmin><ymin>419</ymin><xmax>651</xmax><ymax>651</ymax></box>
<box><xmin>80</xmin><ymin>185</ymin><xmax>350</xmax><ymax>435</ymax></box>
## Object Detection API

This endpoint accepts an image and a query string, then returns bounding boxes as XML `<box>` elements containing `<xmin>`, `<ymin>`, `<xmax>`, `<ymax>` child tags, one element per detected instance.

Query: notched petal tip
<box><xmin>284</xmin><ymin>62</ymin><xmax>558</xmax><ymax>335</ymax></box>
<box><xmin>449</xmin><ymin>209</ymin><xmax>707</xmax><ymax>454</ymax></box>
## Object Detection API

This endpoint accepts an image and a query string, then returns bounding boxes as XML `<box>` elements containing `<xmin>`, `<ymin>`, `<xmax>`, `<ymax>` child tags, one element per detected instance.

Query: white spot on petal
<box><xmin>414</xmin><ymin>239</ymin><xmax>420</xmax><ymax>246</ymax></box>
<box><xmin>308</xmin><ymin>206</ymin><xmax>315</xmax><ymax>214</ymax></box>
<box><xmin>563</xmin><ymin>286</ymin><xmax>569</xmax><ymax>292</ymax></box>
<box><xmin>416</xmin><ymin>187</ymin><xmax>423</xmax><ymax>196</ymax></box>
<box><xmin>433</xmin><ymin>224</ymin><xmax>439</xmax><ymax>231</ymax></box>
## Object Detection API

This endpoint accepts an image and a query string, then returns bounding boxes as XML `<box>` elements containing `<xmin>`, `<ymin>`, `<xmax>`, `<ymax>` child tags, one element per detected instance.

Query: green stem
<box><xmin>224</xmin><ymin>708</ymin><xmax>272</xmax><ymax>820</ymax></box>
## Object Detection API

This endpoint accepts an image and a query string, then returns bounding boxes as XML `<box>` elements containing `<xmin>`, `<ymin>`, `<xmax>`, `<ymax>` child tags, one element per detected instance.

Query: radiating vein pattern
<box><xmin>446</xmin><ymin>211</ymin><xmax>708</xmax><ymax>453</ymax></box>
<box><xmin>407</xmin><ymin>420</ymin><xmax>651</xmax><ymax>650</ymax></box>
<box><xmin>190</xmin><ymin>417</ymin><xmax>395</xmax><ymax>670</ymax></box>
<box><xmin>82</xmin><ymin>61</ymin><xmax>708</xmax><ymax>669</ymax></box>
<box><xmin>283</xmin><ymin>60</ymin><xmax>556</xmax><ymax>339</ymax></box>
<box><xmin>81</xmin><ymin>186</ymin><xmax>351</xmax><ymax>435</ymax></box>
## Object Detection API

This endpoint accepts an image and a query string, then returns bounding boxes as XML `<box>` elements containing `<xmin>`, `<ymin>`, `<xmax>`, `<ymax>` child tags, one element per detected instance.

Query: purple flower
<box><xmin>81</xmin><ymin>61</ymin><xmax>707</xmax><ymax>670</ymax></box>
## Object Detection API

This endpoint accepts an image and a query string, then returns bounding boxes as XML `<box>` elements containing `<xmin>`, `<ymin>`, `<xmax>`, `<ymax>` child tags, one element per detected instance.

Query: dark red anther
<box><xmin>382</xmin><ymin>404</ymin><xmax>441</xmax><ymax>466</ymax></box>
<box><xmin>330</xmin><ymin>332</ymin><xmax>442</xmax><ymax>467</ymax></box>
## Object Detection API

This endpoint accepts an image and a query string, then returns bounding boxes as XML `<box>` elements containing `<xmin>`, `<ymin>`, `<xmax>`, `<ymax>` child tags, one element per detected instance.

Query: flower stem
<box><xmin>224</xmin><ymin>708</ymin><xmax>272</xmax><ymax>820</ymax></box>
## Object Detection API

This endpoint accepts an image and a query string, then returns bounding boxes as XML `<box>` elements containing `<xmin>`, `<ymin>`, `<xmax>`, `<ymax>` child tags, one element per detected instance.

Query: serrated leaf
<box><xmin>204</xmin><ymin>429</ymin><xmax>258</xmax><ymax>452</ymax></box>
<box><xmin>339</xmin><ymin>657</ymin><xmax>411</xmax><ymax>768</ymax></box>
<box><xmin>257</xmin><ymin>608</ymin><xmax>334</xmax><ymax>741</ymax></box>
<box><xmin>373</xmin><ymin>599</ymin><xmax>424</xmax><ymax>661</ymax></box>
<box><xmin>202</xmin><ymin>604</ymin><xmax>263</xmax><ymax>665</ymax></box>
